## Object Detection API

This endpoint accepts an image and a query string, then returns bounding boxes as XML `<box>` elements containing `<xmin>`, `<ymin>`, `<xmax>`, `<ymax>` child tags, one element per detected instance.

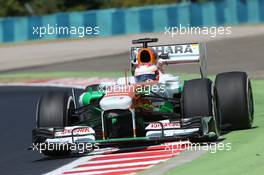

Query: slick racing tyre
<box><xmin>183</xmin><ymin>78</ymin><xmax>221</xmax><ymax>142</ymax></box>
<box><xmin>37</xmin><ymin>92</ymin><xmax>75</xmax><ymax>128</ymax></box>
<box><xmin>215</xmin><ymin>72</ymin><xmax>254</xmax><ymax>130</ymax></box>
<box><xmin>36</xmin><ymin>92</ymin><xmax>75</xmax><ymax>156</ymax></box>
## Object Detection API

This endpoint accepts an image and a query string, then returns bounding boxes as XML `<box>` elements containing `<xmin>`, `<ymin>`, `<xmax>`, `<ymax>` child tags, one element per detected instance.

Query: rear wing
<box><xmin>130</xmin><ymin>43</ymin><xmax>207</xmax><ymax>78</ymax></box>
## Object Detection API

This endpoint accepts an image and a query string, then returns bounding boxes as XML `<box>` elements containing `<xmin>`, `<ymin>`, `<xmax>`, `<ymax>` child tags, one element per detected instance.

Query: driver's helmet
<box><xmin>134</xmin><ymin>64</ymin><xmax>159</xmax><ymax>82</ymax></box>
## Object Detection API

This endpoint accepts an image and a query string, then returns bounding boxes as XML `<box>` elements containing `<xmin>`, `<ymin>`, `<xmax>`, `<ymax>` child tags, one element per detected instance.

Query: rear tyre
<box><xmin>215</xmin><ymin>72</ymin><xmax>254</xmax><ymax>130</ymax></box>
<box><xmin>183</xmin><ymin>78</ymin><xmax>220</xmax><ymax>142</ymax></box>
<box><xmin>36</xmin><ymin>92</ymin><xmax>75</xmax><ymax>156</ymax></box>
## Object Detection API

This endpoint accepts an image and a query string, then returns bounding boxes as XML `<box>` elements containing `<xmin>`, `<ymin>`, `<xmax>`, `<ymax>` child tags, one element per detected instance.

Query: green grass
<box><xmin>0</xmin><ymin>71</ymin><xmax>124</xmax><ymax>82</ymax></box>
<box><xmin>0</xmin><ymin>71</ymin><xmax>124</xmax><ymax>78</ymax></box>
<box><xmin>165</xmin><ymin>80</ymin><xmax>264</xmax><ymax>175</ymax></box>
<box><xmin>0</xmin><ymin>71</ymin><xmax>200</xmax><ymax>82</ymax></box>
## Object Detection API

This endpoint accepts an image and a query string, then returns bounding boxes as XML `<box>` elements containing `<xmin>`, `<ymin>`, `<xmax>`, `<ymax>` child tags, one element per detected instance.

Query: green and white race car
<box><xmin>32</xmin><ymin>38</ymin><xmax>254</xmax><ymax>156</ymax></box>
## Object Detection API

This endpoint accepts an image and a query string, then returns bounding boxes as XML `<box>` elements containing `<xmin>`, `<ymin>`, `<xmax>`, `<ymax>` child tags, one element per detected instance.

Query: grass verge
<box><xmin>0</xmin><ymin>71</ymin><xmax>124</xmax><ymax>82</ymax></box>
<box><xmin>0</xmin><ymin>71</ymin><xmax>200</xmax><ymax>83</ymax></box>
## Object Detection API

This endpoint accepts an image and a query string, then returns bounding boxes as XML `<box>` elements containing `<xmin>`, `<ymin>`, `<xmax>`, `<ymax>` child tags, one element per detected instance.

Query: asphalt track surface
<box><xmin>9</xmin><ymin>34</ymin><xmax>264</xmax><ymax>79</ymax></box>
<box><xmin>0</xmin><ymin>86</ymin><xmax>83</xmax><ymax>175</ymax></box>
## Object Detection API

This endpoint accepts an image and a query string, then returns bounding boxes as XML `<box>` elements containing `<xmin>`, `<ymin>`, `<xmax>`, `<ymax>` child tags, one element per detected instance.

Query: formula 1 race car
<box><xmin>32</xmin><ymin>38</ymin><xmax>254</xmax><ymax>156</ymax></box>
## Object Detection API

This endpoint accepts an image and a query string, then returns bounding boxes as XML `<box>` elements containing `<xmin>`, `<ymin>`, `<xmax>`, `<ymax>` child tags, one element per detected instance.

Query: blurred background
<box><xmin>0</xmin><ymin>0</ymin><xmax>207</xmax><ymax>17</ymax></box>
<box><xmin>0</xmin><ymin>0</ymin><xmax>263</xmax><ymax>79</ymax></box>
<box><xmin>1</xmin><ymin>0</ymin><xmax>263</xmax><ymax>41</ymax></box>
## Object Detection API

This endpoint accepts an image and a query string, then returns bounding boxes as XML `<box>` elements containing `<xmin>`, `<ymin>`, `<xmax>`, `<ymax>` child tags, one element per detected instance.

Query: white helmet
<box><xmin>134</xmin><ymin>64</ymin><xmax>159</xmax><ymax>82</ymax></box>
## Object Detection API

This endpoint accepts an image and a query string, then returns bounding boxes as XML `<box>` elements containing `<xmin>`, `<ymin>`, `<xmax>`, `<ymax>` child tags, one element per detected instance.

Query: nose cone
<box><xmin>100</xmin><ymin>95</ymin><xmax>132</xmax><ymax>111</ymax></box>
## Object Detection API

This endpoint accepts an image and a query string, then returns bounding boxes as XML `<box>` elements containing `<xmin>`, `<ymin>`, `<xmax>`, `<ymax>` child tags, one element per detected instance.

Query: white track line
<box><xmin>64</xmin><ymin>166</ymin><xmax>152</xmax><ymax>175</ymax></box>
<box><xmin>44</xmin><ymin>148</ymin><xmax>119</xmax><ymax>175</ymax></box>
<box><xmin>69</xmin><ymin>159</ymin><xmax>169</xmax><ymax>172</ymax></box>
<box><xmin>77</xmin><ymin>154</ymin><xmax>178</xmax><ymax>165</ymax></box>
<box><xmin>46</xmin><ymin>144</ymin><xmax>183</xmax><ymax>174</ymax></box>
<box><xmin>93</xmin><ymin>149</ymin><xmax>179</xmax><ymax>158</ymax></box>
<box><xmin>44</xmin><ymin>155</ymin><xmax>95</xmax><ymax>175</ymax></box>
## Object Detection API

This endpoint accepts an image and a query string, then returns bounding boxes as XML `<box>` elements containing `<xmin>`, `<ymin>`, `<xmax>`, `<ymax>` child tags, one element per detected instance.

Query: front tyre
<box><xmin>36</xmin><ymin>92</ymin><xmax>75</xmax><ymax>156</ymax></box>
<box><xmin>37</xmin><ymin>92</ymin><xmax>75</xmax><ymax>128</ymax></box>
<box><xmin>183</xmin><ymin>78</ymin><xmax>221</xmax><ymax>142</ymax></box>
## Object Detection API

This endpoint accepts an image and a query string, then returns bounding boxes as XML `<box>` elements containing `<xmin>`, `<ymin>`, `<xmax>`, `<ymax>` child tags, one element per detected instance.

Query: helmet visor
<box><xmin>135</xmin><ymin>74</ymin><xmax>157</xmax><ymax>82</ymax></box>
